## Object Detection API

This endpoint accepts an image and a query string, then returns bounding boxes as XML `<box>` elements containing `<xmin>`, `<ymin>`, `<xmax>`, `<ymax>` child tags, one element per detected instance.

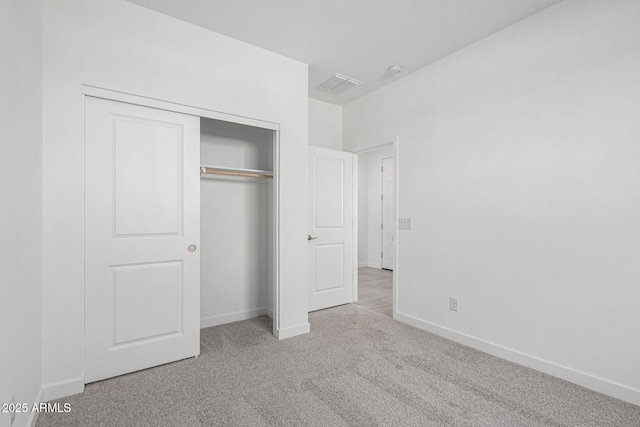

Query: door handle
<box><xmin>307</xmin><ymin>235</ymin><xmax>318</xmax><ymax>241</ymax></box>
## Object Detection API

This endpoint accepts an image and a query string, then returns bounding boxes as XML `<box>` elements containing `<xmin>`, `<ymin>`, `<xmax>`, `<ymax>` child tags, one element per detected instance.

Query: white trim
<box><xmin>200</xmin><ymin>308</ymin><xmax>269</xmax><ymax>329</ymax></box>
<box><xmin>380</xmin><ymin>154</ymin><xmax>394</xmax><ymax>271</ymax></box>
<box><xmin>368</xmin><ymin>262</ymin><xmax>382</xmax><ymax>269</ymax></box>
<box><xmin>272</xmin><ymin>130</ymin><xmax>281</xmax><ymax>336</ymax></box>
<box><xmin>354</xmin><ymin>139</ymin><xmax>394</xmax><ymax>155</ymax></box>
<box><xmin>395</xmin><ymin>311</ymin><xmax>640</xmax><ymax>407</ymax></box>
<box><xmin>358</xmin><ymin>262</ymin><xmax>369</xmax><ymax>268</ymax></box>
<box><xmin>391</xmin><ymin>137</ymin><xmax>399</xmax><ymax>320</ymax></box>
<box><xmin>82</xmin><ymin>85</ymin><xmax>280</xmax><ymax>131</ymax></box>
<box><xmin>352</xmin><ymin>154</ymin><xmax>359</xmax><ymax>303</ymax></box>
<box><xmin>80</xmin><ymin>88</ymin><xmax>87</xmax><ymax>385</ymax></box>
<box><xmin>42</xmin><ymin>377</ymin><xmax>84</xmax><ymax>402</ymax></box>
<box><xmin>265</xmin><ymin>308</ymin><xmax>274</xmax><ymax>319</ymax></box>
<box><xmin>275</xmin><ymin>322</ymin><xmax>311</xmax><ymax>340</ymax></box>
<box><xmin>26</xmin><ymin>387</ymin><xmax>44</xmax><ymax>427</ymax></box>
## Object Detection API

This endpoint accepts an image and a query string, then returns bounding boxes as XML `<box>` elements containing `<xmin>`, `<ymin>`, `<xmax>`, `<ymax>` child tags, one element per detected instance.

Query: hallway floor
<box><xmin>355</xmin><ymin>267</ymin><xmax>392</xmax><ymax>317</ymax></box>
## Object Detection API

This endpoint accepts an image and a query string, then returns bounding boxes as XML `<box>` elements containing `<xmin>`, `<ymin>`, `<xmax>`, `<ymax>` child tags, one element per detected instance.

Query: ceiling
<box><xmin>127</xmin><ymin>0</ymin><xmax>563</xmax><ymax>106</ymax></box>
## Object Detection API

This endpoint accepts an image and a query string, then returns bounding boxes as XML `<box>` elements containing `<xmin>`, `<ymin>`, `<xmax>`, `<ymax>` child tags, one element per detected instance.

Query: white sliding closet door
<box><xmin>308</xmin><ymin>147</ymin><xmax>354</xmax><ymax>311</ymax></box>
<box><xmin>84</xmin><ymin>97</ymin><xmax>200</xmax><ymax>383</ymax></box>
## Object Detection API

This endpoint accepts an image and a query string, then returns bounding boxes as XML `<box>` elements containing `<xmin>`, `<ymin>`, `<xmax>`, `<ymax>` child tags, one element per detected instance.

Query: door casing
<box><xmin>381</xmin><ymin>156</ymin><xmax>395</xmax><ymax>270</ymax></box>
<box><xmin>354</xmin><ymin>139</ymin><xmax>399</xmax><ymax>318</ymax></box>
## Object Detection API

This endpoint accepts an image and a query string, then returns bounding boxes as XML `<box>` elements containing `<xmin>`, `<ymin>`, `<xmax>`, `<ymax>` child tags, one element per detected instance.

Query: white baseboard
<box><xmin>26</xmin><ymin>387</ymin><xmax>44</xmax><ymax>427</ymax></box>
<box><xmin>395</xmin><ymin>312</ymin><xmax>640</xmax><ymax>407</ymax></box>
<box><xmin>265</xmin><ymin>308</ymin><xmax>273</xmax><ymax>319</ymax></box>
<box><xmin>200</xmin><ymin>308</ymin><xmax>269</xmax><ymax>329</ymax></box>
<box><xmin>358</xmin><ymin>262</ymin><xmax>368</xmax><ymax>268</ymax></box>
<box><xmin>275</xmin><ymin>322</ymin><xmax>310</xmax><ymax>340</ymax></box>
<box><xmin>368</xmin><ymin>263</ymin><xmax>381</xmax><ymax>269</ymax></box>
<box><xmin>42</xmin><ymin>377</ymin><xmax>84</xmax><ymax>402</ymax></box>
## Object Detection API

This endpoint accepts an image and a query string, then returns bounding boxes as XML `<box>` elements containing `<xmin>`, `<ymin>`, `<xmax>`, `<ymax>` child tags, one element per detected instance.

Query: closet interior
<box><xmin>200</xmin><ymin>117</ymin><xmax>275</xmax><ymax>328</ymax></box>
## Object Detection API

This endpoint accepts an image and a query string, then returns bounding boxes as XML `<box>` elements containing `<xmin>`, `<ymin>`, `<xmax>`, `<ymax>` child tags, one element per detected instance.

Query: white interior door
<box><xmin>381</xmin><ymin>157</ymin><xmax>395</xmax><ymax>270</ymax></box>
<box><xmin>308</xmin><ymin>147</ymin><xmax>354</xmax><ymax>312</ymax></box>
<box><xmin>84</xmin><ymin>96</ymin><xmax>200</xmax><ymax>383</ymax></box>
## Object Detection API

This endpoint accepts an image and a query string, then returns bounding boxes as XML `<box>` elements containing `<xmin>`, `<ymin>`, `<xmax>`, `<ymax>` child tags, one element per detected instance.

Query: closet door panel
<box><xmin>113</xmin><ymin>118</ymin><xmax>182</xmax><ymax>236</ymax></box>
<box><xmin>84</xmin><ymin>96</ymin><xmax>200</xmax><ymax>383</ymax></box>
<box><xmin>111</xmin><ymin>261</ymin><xmax>183</xmax><ymax>344</ymax></box>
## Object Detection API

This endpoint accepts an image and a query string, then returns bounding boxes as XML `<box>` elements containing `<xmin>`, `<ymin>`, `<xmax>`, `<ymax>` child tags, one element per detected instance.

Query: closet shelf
<box><xmin>200</xmin><ymin>166</ymin><xmax>273</xmax><ymax>180</ymax></box>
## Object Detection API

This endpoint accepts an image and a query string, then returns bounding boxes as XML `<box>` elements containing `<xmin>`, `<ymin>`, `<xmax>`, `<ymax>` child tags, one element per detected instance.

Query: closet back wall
<box><xmin>200</xmin><ymin>119</ymin><xmax>274</xmax><ymax>327</ymax></box>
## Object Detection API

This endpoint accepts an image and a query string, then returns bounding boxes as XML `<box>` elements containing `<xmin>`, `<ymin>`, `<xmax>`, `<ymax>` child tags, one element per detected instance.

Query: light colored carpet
<box><xmin>37</xmin><ymin>305</ymin><xmax>639</xmax><ymax>426</ymax></box>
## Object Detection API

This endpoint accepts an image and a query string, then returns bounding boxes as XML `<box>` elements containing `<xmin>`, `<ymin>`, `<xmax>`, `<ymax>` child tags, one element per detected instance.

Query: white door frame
<box><xmin>354</xmin><ymin>137</ymin><xmax>399</xmax><ymax>319</ymax></box>
<box><xmin>81</xmin><ymin>85</ymin><xmax>283</xmax><ymax>347</ymax></box>
<box><xmin>381</xmin><ymin>155</ymin><xmax>395</xmax><ymax>271</ymax></box>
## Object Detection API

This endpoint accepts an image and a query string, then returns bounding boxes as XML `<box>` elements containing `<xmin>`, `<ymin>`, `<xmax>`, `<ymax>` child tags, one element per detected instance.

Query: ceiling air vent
<box><xmin>317</xmin><ymin>73</ymin><xmax>361</xmax><ymax>94</ymax></box>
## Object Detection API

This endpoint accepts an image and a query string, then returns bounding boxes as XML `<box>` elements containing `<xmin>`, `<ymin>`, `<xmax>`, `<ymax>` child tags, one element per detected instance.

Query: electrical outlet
<box><xmin>9</xmin><ymin>395</ymin><xmax>16</xmax><ymax>426</ymax></box>
<box><xmin>449</xmin><ymin>297</ymin><xmax>458</xmax><ymax>312</ymax></box>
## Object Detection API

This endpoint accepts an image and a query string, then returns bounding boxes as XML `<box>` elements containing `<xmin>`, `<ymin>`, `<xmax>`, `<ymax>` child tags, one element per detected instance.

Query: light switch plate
<box><xmin>399</xmin><ymin>218</ymin><xmax>412</xmax><ymax>230</ymax></box>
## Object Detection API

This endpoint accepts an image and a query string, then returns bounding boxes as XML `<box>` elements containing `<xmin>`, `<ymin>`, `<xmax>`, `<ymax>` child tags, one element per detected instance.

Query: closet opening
<box><xmin>199</xmin><ymin>117</ymin><xmax>276</xmax><ymax>330</ymax></box>
<box><xmin>82</xmin><ymin>87</ymin><xmax>285</xmax><ymax>383</ymax></box>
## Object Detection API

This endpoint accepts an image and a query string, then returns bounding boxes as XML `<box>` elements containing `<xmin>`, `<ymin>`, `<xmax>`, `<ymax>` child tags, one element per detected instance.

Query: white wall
<box><xmin>344</xmin><ymin>0</ymin><xmax>640</xmax><ymax>405</ymax></box>
<box><xmin>0</xmin><ymin>1</ymin><xmax>43</xmax><ymax>426</ymax></box>
<box><xmin>200</xmin><ymin>119</ymin><xmax>273</xmax><ymax>327</ymax></box>
<box><xmin>42</xmin><ymin>0</ymin><xmax>309</xmax><ymax>400</ymax></box>
<box><xmin>308</xmin><ymin>98</ymin><xmax>342</xmax><ymax>150</ymax></box>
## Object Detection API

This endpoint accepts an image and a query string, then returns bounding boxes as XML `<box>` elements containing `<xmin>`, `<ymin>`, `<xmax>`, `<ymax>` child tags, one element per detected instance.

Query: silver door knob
<box><xmin>307</xmin><ymin>235</ymin><xmax>318</xmax><ymax>241</ymax></box>
<box><xmin>188</xmin><ymin>244</ymin><xmax>197</xmax><ymax>252</ymax></box>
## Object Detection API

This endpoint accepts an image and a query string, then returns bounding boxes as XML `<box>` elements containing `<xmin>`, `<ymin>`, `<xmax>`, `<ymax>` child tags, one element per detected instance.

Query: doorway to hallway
<box><xmin>356</xmin><ymin>144</ymin><xmax>395</xmax><ymax>270</ymax></box>
<box><xmin>355</xmin><ymin>267</ymin><xmax>393</xmax><ymax>317</ymax></box>
<box><xmin>355</xmin><ymin>142</ymin><xmax>396</xmax><ymax>318</ymax></box>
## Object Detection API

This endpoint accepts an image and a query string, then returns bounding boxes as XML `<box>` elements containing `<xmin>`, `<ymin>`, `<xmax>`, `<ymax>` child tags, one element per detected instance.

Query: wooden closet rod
<box><xmin>200</xmin><ymin>167</ymin><xmax>273</xmax><ymax>179</ymax></box>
